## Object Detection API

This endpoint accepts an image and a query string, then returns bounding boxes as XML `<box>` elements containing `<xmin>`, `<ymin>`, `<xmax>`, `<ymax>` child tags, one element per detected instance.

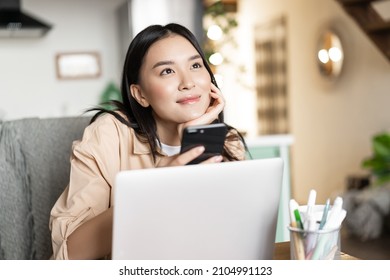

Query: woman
<box><xmin>50</xmin><ymin>23</ymin><xmax>247</xmax><ymax>260</ymax></box>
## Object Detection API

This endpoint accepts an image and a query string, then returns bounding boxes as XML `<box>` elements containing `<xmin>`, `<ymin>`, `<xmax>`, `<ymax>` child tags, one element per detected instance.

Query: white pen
<box><xmin>305</xmin><ymin>215</ymin><xmax>318</xmax><ymax>258</ymax></box>
<box><xmin>307</xmin><ymin>189</ymin><xmax>316</xmax><ymax>213</ymax></box>
<box><xmin>323</xmin><ymin>196</ymin><xmax>343</xmax><ymax>230</ymax></box>
<box><xmin>305</xmin><ymin>189</ymin><xmax>316</xmax><ymax>229</ymax></box>
<box><xmin>289</xmin><ymin>199</ymin><xmax>299</xmax><ymax>224</ymax></box>
<box><xmin>336</xmin><ymin>209</ymin><xmax>347</xmax><ymax>227</ymax></box>
<box><xmin>311</xmin><ymin>197</ymin><xmax>346</xmax><ymax>260</ymax></box>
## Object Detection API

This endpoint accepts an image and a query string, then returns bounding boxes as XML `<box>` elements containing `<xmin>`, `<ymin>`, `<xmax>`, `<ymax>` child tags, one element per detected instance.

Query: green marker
<box><xmin>294</xmin><ymin>209</ymin><xmax>304</xmax><ymax>230</ymax></box>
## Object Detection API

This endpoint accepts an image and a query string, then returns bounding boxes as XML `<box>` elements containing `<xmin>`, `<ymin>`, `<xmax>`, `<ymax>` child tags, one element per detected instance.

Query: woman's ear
<box><xmin>130</xmin><ymin>84</ymin><xmax>150</xmax><ymax>107</ymax></box>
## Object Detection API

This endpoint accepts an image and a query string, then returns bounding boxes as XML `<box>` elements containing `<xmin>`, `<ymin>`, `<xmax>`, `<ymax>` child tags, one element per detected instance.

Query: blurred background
<box><xmin>1</xmin><ymin>0</ymin><xmax>390</xmax><ymax>258</ymax></box>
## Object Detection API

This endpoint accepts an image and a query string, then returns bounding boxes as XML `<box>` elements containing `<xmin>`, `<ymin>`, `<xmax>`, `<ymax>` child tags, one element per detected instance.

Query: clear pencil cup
<box><xmin>288</xmin><ymin>226</ymin><xmax>341</xmax><ymax>260</ymax></box>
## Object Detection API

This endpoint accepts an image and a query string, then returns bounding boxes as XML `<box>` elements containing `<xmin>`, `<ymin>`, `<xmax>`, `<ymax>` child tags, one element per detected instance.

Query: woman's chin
<box><xmin>182</xmin><ymin>111</ymin><xmax>205</xmax><ymax>122</ymax></box>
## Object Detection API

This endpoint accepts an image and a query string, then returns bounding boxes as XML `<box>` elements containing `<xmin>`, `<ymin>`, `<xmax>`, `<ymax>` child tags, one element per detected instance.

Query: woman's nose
<box><xmin>178</xmin><ymin>72</ymin><xmax>195</xmax><ymax>91</ymax></box>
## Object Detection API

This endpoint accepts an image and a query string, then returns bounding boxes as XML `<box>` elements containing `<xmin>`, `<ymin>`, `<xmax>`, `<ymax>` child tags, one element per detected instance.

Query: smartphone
<box><xmin>180</xmin><ymin>123</ymin><xmax>227</xmax><ymax>165</ymax></box>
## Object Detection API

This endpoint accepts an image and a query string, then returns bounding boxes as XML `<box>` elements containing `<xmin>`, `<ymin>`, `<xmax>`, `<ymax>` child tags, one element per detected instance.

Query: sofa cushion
<box><xmin>0</xmin><ymin>120</ymin><xmax>35</xmax><ymax>259</ymax></box>
<box><xmin>0</xmin><ymin>116</ymin><xmax>90</xmax><ymax>259</ymax></box>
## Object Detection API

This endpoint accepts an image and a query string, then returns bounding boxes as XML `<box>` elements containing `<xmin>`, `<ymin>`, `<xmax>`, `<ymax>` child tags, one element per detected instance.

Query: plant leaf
<box><xmin>372</xmin><ymin>133</ymin><xmax>390</xmax><ymax>157</ymax></box>
<box><xmin>362</xmin><ymin>132</ymin><xmax>390</xmax><ymax>187</ymax></box>
<box><xmin>374</xmin><ymin>173</ymin><xmax>390</xmax><ymax>186</ymax></box>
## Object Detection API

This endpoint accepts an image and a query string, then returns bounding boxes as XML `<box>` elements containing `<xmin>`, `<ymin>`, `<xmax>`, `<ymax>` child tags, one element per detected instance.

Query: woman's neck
<box><xmin>155</xmin><ymin>121</ymin><xmax>181</xmax><ymax>146</ymax></box>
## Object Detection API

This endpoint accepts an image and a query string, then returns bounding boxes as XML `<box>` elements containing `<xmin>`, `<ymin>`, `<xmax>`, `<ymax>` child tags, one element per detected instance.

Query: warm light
<box><xmin>328</xmin><ymin>47</ymin><xmax>343</xmax><ymax>62</ymax></box>
<box><xmin>207</xmin><ymin>24</ymin><xmax>223</xmax><ymax>41</ymax></box>
<box><xmin>318</xmin><ymin>49</ymin><xmax>329</xmax><ymax>64</ymax></box>
<box><xmin>214</xmin><ymin>74</ymin><xmax>224</xmax><ymax>88</ymax></box>
<box><xmin>209</xmin><ymin>52</ymin><xmax>224</xmax><ymax>65</ymax></box>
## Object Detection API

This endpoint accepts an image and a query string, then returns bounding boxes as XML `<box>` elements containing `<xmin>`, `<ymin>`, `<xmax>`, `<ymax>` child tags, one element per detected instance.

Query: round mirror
<box><xmin>317</xmin><ymin>30</ymin><xmax>344</xmax><ymax>79</ymax></box>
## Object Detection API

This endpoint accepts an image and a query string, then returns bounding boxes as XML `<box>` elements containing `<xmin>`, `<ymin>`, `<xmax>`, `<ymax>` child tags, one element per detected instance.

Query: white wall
<box><xmin>131</xmin><ymin>0</ymin><xmax>202</xmax><ymax>39</ymax></box>
<box><xmin>0</xmin><ymin>0</ymin><xmax>125</xmax><ymax>120</ymax></box>
<box><xmin>0</xmin><ymin>0</ymin><xmax>203</xmax><ymax>121</ymax></box>
<box><xmin>238</xmin><ymin>0</ymin><xmax>390</xmax><ymax>203</ymax></box>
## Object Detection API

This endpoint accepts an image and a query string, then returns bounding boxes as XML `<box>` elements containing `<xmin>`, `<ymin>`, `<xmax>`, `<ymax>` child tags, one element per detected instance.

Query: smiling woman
<box><xmin>131</xmin><ymin>34</ymin><xmax>212</xmax><ymax>130</ymax></box>
<box><xmin>49</xmin><ymin>23</ymin><xmax>247</xmax><ymax>260</ymax></box>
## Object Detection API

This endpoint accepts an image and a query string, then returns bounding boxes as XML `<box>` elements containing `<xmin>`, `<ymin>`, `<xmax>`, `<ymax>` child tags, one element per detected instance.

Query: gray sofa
<box><xmin>0</xmin><ymin>116</ymin><xmax>91</xmax><ymax>259</ymax></box>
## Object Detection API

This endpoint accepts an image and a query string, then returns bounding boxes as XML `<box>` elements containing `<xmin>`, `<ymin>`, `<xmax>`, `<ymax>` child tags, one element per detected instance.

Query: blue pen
<box><xmin>319</xmin><ymin>199</ymin><xmax>330</xmax><ymax>230</ymax></box>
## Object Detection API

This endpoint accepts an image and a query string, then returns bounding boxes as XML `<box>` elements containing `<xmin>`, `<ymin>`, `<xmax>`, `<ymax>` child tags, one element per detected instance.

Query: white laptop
<box><xmin>111</xmin><ymin>158</ymin><xmax>283</xmax><ymax>260</ymax></box>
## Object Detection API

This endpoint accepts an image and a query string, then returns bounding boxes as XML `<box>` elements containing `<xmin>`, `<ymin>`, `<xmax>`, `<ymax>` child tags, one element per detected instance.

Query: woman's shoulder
<box><xmin>88</xmin><ymin>111</ymin><xmax>130</xmax><ymax>131</ymax></box>
<box><xmin>91</xmin><ymin>111</ymin><xmax>127</xmax><ymax>125</ymax></box>
<box><xmin>80</xmin><ymin>112</ymin><xmax>134</xmax><ymax>142</ymax></box>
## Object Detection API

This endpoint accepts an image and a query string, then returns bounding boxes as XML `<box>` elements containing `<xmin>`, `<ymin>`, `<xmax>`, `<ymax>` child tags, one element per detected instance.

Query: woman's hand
<box><xmin>156</xmin><ymin>146</ymin><xmax>223</xmax><ymax>167</ymax></box>
<box><xmin>158</xmin><ymin>83</ymin><xmax>225</xmax><ymax>168</ymax></box>
<box><xmin>177</xmin><ymin>83</ymin><xmax>225</xmax><ymax>135</ymax></box>
<box><xmin>200</xmin><ymin>83</ymin><xmax>225</xmax><ymax>123</ymax></box>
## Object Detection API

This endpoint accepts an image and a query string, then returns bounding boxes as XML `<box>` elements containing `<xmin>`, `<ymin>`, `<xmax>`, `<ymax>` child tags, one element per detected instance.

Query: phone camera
<box><xmin>200</xmin><ymin>129</ymin><xmax>204</xmax><ymax>133</ymax></box>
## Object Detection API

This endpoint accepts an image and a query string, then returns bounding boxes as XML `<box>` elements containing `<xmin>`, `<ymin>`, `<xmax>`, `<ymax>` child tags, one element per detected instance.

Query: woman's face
<box><xmin>132</xmin><ymin>34</ymin><xmax>212</xmax><ymax>128</ymax></box>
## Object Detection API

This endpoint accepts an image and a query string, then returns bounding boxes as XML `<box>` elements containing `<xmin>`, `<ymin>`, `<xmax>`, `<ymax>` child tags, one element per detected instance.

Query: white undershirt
<box><xmin>160</xmin><ymin>142</ymin><xmax>181</xmax><ymax>156</ymax></box>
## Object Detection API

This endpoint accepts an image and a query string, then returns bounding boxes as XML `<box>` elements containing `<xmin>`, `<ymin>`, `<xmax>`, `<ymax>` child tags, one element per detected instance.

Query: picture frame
<box><xmin>55</xmin><ymin>52</ymin><xmax>101</xmax><ymax>80</ymax></box>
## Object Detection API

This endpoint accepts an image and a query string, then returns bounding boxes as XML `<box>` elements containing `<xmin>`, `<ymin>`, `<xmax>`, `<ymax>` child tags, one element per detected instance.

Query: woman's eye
<box><xmin>161</xmin><ymin>68</ymin><xmax>174</xmax><ymax>75</ymax></box>
<box><xmin>191</xmin><ymin>62</ymin><xmax>202</xmax><ymax>69</ymax></box>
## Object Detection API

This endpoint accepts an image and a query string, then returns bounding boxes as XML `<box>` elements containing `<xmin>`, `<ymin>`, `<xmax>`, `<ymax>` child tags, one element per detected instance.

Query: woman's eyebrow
<box><xmin>152</xmin><ymin>60</ymin><xmax>174</xmax><ymax>69</ymax></box>
<box><xmin>189</xmin><ymin>54</ymin><xmax>201</xmax><ymax>61</ymax></box>
<box><xmin>152</xmin><ymin>54</ymin><xmax>201</xmax><ymax>69</ymax></box>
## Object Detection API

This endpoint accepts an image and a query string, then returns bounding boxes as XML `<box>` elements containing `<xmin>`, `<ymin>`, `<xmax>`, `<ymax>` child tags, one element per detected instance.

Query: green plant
<box><xmin>99</xmin><ymin>81</ymin><xmax>122</xmax><ymax>110</ymax></box>
<box><xmin>362</xmin><ymin>132</ymin><xmax>390</xmax><ymax>186</ymax></box>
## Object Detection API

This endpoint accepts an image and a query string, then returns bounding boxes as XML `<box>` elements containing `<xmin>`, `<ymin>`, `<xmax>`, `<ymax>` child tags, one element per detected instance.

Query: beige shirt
<box><xmin>49</xmin><ymin>113</ymin><xmax>245</xmax><ymax>259</ymax></box>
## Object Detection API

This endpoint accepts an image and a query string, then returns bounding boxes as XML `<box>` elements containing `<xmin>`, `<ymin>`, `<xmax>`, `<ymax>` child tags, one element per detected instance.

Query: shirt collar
<box><xmin>131</xmin><ymin>129</ymin><xmax>166</xmax><ymax>156</ymax></box>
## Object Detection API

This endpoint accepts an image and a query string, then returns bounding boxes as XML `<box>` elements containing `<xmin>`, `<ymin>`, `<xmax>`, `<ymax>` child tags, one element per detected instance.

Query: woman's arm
<box><xmin>67</xmin><ymin>207</ymin><xmax>113</xmax><ymax>260</ymax></box>
<box><xmin>50</xmin><ymin>115</ymin><xmax>123</xmax><ymax>260</ymax></box>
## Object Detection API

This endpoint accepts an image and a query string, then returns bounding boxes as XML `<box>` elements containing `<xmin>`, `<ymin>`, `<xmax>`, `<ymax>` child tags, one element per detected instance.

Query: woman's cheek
<box><xmin>194</xmin><ymin>72</ymin><xmax>211</xmax><ymax>89</ymax></box>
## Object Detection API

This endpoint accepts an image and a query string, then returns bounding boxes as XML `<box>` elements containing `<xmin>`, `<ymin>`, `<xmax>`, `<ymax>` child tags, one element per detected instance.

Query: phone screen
<box><xmin>180</xmin><ymin>123</ymin><xmax>227</xmax><ymax>165</ymax></box>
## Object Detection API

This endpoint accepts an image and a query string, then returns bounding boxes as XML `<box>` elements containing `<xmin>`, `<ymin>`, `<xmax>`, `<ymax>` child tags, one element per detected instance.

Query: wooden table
<box><xmin>273</xmin><ymin>241</ymin><xmax>358</xmax><ymax>260</ymax></box>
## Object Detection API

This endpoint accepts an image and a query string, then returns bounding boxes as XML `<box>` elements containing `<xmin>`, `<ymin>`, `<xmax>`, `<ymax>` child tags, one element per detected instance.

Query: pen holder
<box><xmin>288</xmin><ymin>226</ymin><xmax>341</xmax><ymax>260</ymax></box>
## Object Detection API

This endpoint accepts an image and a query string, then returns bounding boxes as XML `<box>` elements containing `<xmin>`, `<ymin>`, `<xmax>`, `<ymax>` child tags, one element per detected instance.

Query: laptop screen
<box><xmin>112</xmin><ymin>158</ymin><xmax>283</xmax><ymax>260</ymax></box>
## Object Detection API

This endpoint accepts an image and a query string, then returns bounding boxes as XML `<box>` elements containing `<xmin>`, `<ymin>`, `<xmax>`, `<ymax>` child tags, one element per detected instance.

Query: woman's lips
<box><xmin>176</xmin><ymin>95</ymin><xmax>201</xmax><ymax>105</ymax></box>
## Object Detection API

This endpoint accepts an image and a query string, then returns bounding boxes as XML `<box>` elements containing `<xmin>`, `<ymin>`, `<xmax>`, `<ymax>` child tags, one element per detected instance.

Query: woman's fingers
<box><xmin>210</xmin><ymin>83</ymin><xmax>225</xmax><ymax>106</ymax></box>
<box><xmin>180</xmin><ymin>84</ymin><xmax>225</xmax><ymax>129</ymax></box>
<box><xmin>175</xmin><ymin>83</ymin><xmax>225</xmax><ymax>140</ymax></box>
<box><xmin>157</xmin><ymin>147</ymin><xmax>223</xmax><ymax>168</ymax></box>
<box><xmin>205</xmin><ymin>83</ymin><xmax>225</xmax><ymax>116</ymax></box>
<box><xmin>200</xmin><ymin>155</ymin><xmax>223</xmax><ymax>164</ymax></box>
<box><xmin>157</xmin><ymin>146</ymin><xmax>205</xmax><ymax>167</ymax></box>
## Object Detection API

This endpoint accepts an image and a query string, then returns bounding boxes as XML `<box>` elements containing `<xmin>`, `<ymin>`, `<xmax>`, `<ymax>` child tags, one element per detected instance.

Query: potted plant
<box><xmin>343</xmin><ymin>132</ymin><xmax>390</xmax><ymax>240</ymax></box>
<box><xmin>362</xmin><ymin>132</ymin><xmax>390</xmax><ymax>186</ymax></box>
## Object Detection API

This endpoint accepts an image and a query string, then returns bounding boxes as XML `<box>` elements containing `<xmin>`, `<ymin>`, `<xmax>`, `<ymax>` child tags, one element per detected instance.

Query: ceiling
<box><xmin>372</xmin><ymin>0</ymin><xmax>390</xmax><ymax>20</ymax></box>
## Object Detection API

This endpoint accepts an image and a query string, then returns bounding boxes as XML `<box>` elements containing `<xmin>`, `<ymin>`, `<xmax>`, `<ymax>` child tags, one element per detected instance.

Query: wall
<box><xmin>131</xmin><ymin>0</ymin><xmax>203</xmax><ymax>43</ymax></box>
<box><xmin>0</xmin><ymin>0</ymin><xmax>204</xmax><ymax>121</ymax></box>
<box><xmin>237</xmin><ymin>0</ymin><xmax>390</xmax><ymax>203</ymax></box>
<box><xmin>0</xmin><ymin>0</ymin><xmax>125</xmax><ymax>120</ymax></box>
<box><xmin>1</xmin><ymin>0</ymin><xmax>389</xmax><ymax>205</ymax></box>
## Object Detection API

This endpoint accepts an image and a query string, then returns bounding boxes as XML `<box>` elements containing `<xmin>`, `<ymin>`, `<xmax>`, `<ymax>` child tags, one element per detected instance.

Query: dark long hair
<box><xmin>88</xmin><ymin>23</ymin><xmax>246</xmax><ymax>161</ymax></box>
